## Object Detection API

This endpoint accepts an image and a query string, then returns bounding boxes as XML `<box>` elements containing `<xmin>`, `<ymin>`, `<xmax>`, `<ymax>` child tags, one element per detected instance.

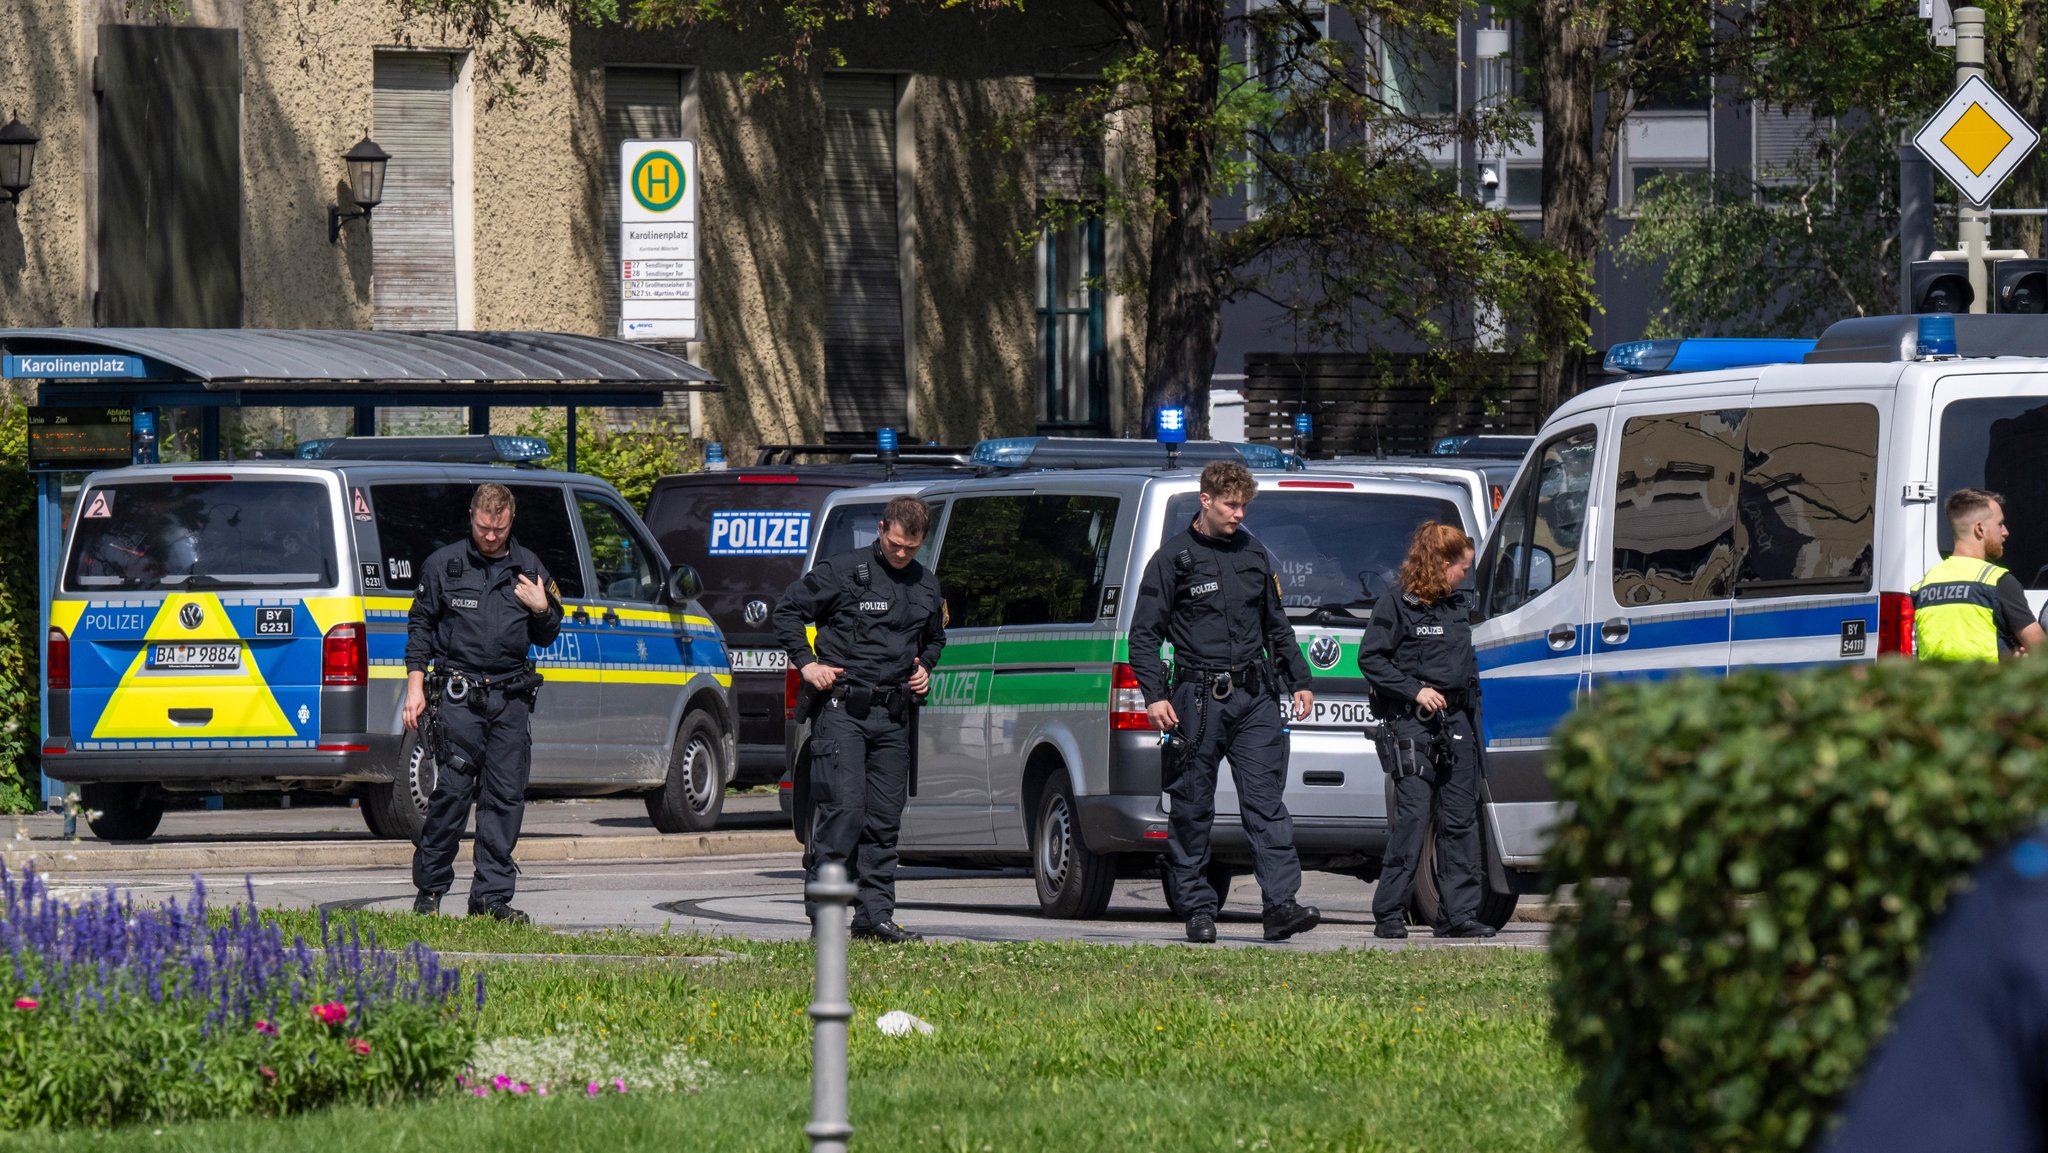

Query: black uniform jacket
<box><xmin>1356</xmin><ymin>587</ymin><xmax>1479</xmax><ymax>705</ymax></box>
<box><xmin>1129</xmin><ymin>521</ymin><xmax>1312</xmax><ymax>706</ymax></box>
<box><xmin>773</xmin><ymin>544</ymin><xmax>946</xmax><ymax>688</ymax></box>
<box><xmin>405</xmin><ymin>536</ymin><xmax>564</xmax><ymax>676</ymax></box>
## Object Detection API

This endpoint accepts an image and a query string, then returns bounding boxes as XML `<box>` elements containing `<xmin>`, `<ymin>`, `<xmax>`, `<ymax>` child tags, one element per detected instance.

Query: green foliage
<box><xmin>386</xmin><ymin>0</ymin><xmax>623</xmax><ymax>103</ymax></box>
<box><xmin>1617</xmin><ymin>117</ymin><xmax>1922</xmax><ymax>338</ymax></box>
<box><xmin>513</xmin><ymin>410</ymin><xmax>701</xmax><ymax>510</ymax></box>
<box><xmin>0</xmin><ymin>399</ymin><xmax>40</xmax><ymax>814</ymax></box>
<box><xmin>1548</xmin><ymin>658</ymin><xmax>2048</xmax><ymax>1153</ymax></box>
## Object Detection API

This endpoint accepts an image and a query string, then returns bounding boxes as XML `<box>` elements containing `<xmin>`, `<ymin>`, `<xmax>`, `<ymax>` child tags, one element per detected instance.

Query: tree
<box><xmin>398</xmin><ymin>0</ymin><xmax>1593</xmax><ymax>432</ymax></box>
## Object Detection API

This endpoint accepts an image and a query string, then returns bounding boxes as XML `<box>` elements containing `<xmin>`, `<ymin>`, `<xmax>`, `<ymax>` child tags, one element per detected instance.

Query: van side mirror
<box><xmin>667</xmin><ymin>564</ymin><xmax>702</xmax><ymax>604</ymax></box>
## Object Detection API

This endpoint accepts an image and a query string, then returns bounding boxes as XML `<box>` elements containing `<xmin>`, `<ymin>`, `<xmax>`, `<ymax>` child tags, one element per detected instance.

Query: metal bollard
<box><xmin>806</xmin><ymin>862</ymin><xmax>857</xmax><ymax>1152</ymax></box>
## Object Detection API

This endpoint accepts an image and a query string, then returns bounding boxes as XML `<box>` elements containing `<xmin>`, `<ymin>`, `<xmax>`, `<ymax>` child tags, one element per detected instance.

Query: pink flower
<box><xmin>259</xmin><ymin>1066</ymin><xmax>276</xmax><ymax>1081</ymax></box>
<box><xmin>512</xmin><ymin>1082</ymin><xmax>529</xmax><ymax>1095</ymax></box>
<box><xmin>12</xmin><ymin>998</ymin><xmax>36</xmax><ymax>1010</ymax></box>
<box><xmin>493</xmin><ymin>1075</ymin><xmax>512</xmax><ymax>1091</ymax></box>
<box><xmin>310</xmin><ymin>1003</ymin><xmax>348</xmax><ymax>1026</ymax></box>
<box><xmin>473</xmin><ymin>1085</ymin><xmax>490</xmax><ymax>1098</ymax></box>
<box><xmin>614</xmin><ymin>1077</ymin><xmax>627</xmax><ymax>1094</ymax></box>
<box><xmin>586</xmin><ymin>1081</ymin><xmax>601</xmax><ymax>1098</ymax></box>
<box><xmin>347</xmin><ymin>1038</ymin><xmax>371</xmax><ymax>1056</ymax></box>
<box><xmin>253</xmin><ymin>1020</ymin><xmax>277</xmax><ymax>1036</ymax></box>
<box><xmin>536</xmin><ymin>1085</ymin><xmax>549</xmax><ymax>1097</ymax></box>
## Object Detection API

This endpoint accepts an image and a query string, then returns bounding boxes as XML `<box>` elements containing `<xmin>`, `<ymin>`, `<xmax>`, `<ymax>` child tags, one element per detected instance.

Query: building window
<box><xmin>1250</xmin><ymin>1</ymin><xmax>1330</xmax><ymax>211</ymax></box>
<box><xmin>822</xmin><ymin>74</ymin><xmax>908</xmax><ymax>437</ymax></box>
<box><xmin>1626</xmin><ymin>163</ymin><xmax>1710</xmax><ymax>209</ymax></box>
<box><xmin>1505</xmin><ymin>165</ymin><xmax>1542</xmax><ymax>214</ymax></box>
<box><xmin>1377</xmin><ymin>21</ymin><xmax>1458</xmax><ymax>118</ymax></box>
<box><xmin>1036</xmin><ymin>214</ymin><xmax>1107</xmax><ymax>433</ymax></box>
<box><xmin>1754</xmin><ymin>106</ymin><xmax>1835</xmax><ymax>208</ymax></box>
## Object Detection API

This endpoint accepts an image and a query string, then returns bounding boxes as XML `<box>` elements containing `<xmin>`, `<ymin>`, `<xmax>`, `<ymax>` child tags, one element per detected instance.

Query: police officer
<box><xmin>1913</xmin><ymin>488</ymin><xmax>2045</xmax><ymax>661</ymax></box>
<box><xmin>404</xmin><ymin>482</ymin><xmax>562</xmax><ymax>923</ymax></box>
<box><xmin>775</xmin><ymin>495</ymin><xmax>945</xmax><ymax>943</ymax></box>
<box><xmin>1357</xmin><ymin>521</ymin><xmax>1492</xmax><ymax>939</ymax></box>
<box><xmin>1824</xmin><ymin>825</ymin><xmax>2048</xmax><ymax>1151</ymax></box>
<box><xmin>1131</xmin><ymin>459</ymin><xmax>1320</xmax><ymax>945</ymax></box>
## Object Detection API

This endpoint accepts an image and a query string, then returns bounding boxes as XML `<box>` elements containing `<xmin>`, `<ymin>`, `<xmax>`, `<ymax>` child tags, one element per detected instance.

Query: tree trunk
<box><xmin>1141</xmin><ymin>0</ymin><xmax>1225</xmax><ymax>439</ymax></box>
<box><xmin>1533</xmin><ymin>0</ymin><xmax>1615</xmax><ymax>415</ymax></box>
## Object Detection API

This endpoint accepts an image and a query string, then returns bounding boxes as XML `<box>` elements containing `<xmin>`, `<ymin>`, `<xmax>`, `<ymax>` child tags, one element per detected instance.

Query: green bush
<box><xmin>513</xmin><ymin>409</ymin><xmax>701</xmax><ymax>510</ymax></box>
<box><xmin>0</xmin><ymin>397</ymin><xmax>39</xmax><ymax>813</ymax></box>
<box><xmin>1548</xmin><ymin>657</ymin><xmax>2048</xmax><ymax>1153</ymax></box>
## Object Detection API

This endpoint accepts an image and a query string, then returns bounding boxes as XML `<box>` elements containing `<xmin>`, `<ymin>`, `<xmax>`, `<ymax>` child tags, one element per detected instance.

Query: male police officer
<box><xmin>1131</xmin><ymin>459</ymin><xmax>1320</xmax><ymax>945</ymax></box>
<box><xmin>775</xmin><ymin>495</ymin><xmax>945</xmax><ymax>943</ymax></box>
<box><xmin>404</xmin><ymin>483</ymin><xmax>562</xmax><ymax>923</ymax></box>
<box><xmin>1912</xmin><ymin>488</ymin><xmax>2045</xmax><ymax>661</ymax></box>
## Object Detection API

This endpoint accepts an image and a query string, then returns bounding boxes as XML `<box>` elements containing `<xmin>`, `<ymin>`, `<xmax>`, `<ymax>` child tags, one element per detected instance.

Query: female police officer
<box><xmin>1356</xmin><ymin>521</ymin><xmax>1493</xmax><ymax>940</ymax></box>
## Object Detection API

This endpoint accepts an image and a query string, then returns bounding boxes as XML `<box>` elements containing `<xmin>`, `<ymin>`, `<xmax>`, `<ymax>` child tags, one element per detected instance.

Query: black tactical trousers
<box><xmin>1373</xmin><ymin>708</ymin><xmax>1482</xmax><ymax>926</ymax></box>
<box><xmin>805</xmin><ymin>699</ymin><xmax>912</xmax><ymax>928</ymax></box>
<box><xmin>413</xmin><ymin>687</ymin><xmax>532</xmax><ymax>908</ymax></box>
<box><xmin>1164</xmin><ymin>681</ymin><xmax>1303</xmax><ymax>918</ymax></box>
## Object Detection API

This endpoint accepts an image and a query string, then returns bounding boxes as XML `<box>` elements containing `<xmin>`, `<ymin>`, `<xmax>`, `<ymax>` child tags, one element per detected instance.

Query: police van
<box><xmin>47</xmin><ymin>447</ymin><xmax>735</xmax><ymax>842</ymax></box>
<box><xmin>786</xmin><ymin>465</ymin><xmax>1500</xmax><ymax>922</ymax></box>
<box><xmin>1473</xmin><ymin>315</ymin><xmax>2048</xmax><ymax>888</ymax></box>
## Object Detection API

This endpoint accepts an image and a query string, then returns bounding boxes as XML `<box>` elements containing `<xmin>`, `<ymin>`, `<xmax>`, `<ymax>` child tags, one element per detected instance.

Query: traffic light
<box><xmin>1911</xmin><ymin>259</ymin><xmax>1974</xmax><ymax>313</ymax></box>
<box><xmin>1995</xmin><ymin>259</ymin><xmax>2048</xmax><ymax>314</ymax></box>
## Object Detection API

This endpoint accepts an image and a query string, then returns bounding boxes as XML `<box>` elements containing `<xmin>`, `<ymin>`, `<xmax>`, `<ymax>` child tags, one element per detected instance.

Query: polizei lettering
<box><xmin>708</xmin><ymin>510</ymin><xmax>813</xmax><ymax>556</ymax></box>
<box><xmin>859</xmin><ymin>600</ymin><xmax>890</xmax><ymax>613</ymax></box>
<box><xmin>1190</xmin><ymin>581</ymin><xmax>1220</xmax><ymax>596</ymax></box>
<box><xmin>1413</xmin><ymin>625</ymin><xmax>1446</xmax><ymax>636</ymax></box>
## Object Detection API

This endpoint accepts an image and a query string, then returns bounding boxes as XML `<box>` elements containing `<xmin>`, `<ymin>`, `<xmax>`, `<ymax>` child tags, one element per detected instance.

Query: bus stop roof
<box><xmin>0</xmin><ymin>328</ymin><xmax>719</xmax><ymax>398</ymax></box>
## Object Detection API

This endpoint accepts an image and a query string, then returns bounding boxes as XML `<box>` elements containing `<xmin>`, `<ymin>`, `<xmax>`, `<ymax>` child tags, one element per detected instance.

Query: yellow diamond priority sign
<box><xmin>1915</xmin><ymin>75</ymin><xmax>2041</xmax><ymax>206</ymax></box>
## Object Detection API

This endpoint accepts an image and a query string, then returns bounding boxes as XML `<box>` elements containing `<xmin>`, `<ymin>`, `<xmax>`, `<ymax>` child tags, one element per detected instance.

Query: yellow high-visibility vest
<box><xmin>1912</xmin><ymin>555</ymin><xmax>2010</xmax><ymax>662</ymax></box>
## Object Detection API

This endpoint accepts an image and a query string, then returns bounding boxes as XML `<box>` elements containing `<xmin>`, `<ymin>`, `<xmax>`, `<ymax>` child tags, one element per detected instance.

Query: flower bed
<box><xmin>0</xmin><ymin>865</ymin><xmax>478</xmax><ymax>1129</ymax></box>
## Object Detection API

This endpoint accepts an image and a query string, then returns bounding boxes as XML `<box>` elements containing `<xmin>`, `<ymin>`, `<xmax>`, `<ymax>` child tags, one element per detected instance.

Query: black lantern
<box><xmin>328</xmin><ymin>134</ymin><xmax>391</xmax><ymax>243</ymax></box>
<box><xmin>0</xmin><ymin>113</ymin><xmax>39</xmax><ymax>206</ymax></box>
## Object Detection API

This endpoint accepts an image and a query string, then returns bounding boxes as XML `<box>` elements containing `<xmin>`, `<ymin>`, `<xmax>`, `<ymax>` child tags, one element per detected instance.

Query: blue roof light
<box><xmin>490</xmin><ymin>436</ymin><xmax>551</xmax><ymax>462</ymax></box>
<box><xmin>970</xmin><ymin>437</ymin><xmax>1041</xmax><ymax>468</ymax></box>
<box><xmin>1156</xmin><ymin>405</ymin><xmax>1188</xmax><ymax>445</ymax></box>
<box><xmin>1603</xmin><ymin>337</ymin><xmax>1818</xmax><ymax>376</ymax></box>
<box><xmin>1232</xmin><ymin>443</ymin><xmax>1288</xmax><ymax>470</ymax></box>
<box><xmin>1917</xmin><ymin>314</ymin><xmax>1959</xmax><ymax>358</ymax></box>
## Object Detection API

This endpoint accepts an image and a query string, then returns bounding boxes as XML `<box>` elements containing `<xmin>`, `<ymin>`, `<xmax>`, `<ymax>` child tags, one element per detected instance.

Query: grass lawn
<box><xmin>2</xmin><ymin>912</ymin><xmax>1582</xmax><ymax>1152</ymax></box>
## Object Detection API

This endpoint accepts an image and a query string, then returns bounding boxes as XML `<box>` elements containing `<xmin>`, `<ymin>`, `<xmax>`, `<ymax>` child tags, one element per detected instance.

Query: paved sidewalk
<box><xmin>1</xmin><ymin>795</ymin><xmax>798</xmax><ymax>874</ymax></box>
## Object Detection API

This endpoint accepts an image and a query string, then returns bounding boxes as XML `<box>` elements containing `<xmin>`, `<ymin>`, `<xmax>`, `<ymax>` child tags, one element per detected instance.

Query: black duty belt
<box><xmin>1172</xmin><ymin>663</ymin><xmax>1272</xmax><ymax>700</ymax></box>
<box><xmin>437</xmin><ymin>666</ymin><xmax>541</xmax><ymax>703</ymax></box>
<box><xmin>829</xmin><ymin>681</ymin><xmax>909</xmax><ymax>721</ymax></box>
<box><xmin>1381</xmin><ymin>687</ymin><xmax>1470</xmax><ymax>718</ymax></box>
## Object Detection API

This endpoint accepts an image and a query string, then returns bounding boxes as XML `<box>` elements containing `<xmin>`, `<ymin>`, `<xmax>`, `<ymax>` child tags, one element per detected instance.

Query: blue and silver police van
<box><xmin>1475</xmin><ymin>318</ymin><xmax>2048</xmax><ymax>888</ymax></box>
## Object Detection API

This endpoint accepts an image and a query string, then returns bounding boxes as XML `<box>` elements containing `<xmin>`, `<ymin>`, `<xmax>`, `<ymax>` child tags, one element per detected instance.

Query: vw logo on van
<box><xmin>1308</xmin><ymin>634</ymin><xmax>1342</xmax><ymax>670</ymax></box>
<box><xmin>178</xmin><ymin>603</ymin><xmax>204</xmax><ymax>630</ymax></box>
<box><xmin>743</xmin><ymin>599</ymin><xmax>770</xmax><ymax>626</ymax></box>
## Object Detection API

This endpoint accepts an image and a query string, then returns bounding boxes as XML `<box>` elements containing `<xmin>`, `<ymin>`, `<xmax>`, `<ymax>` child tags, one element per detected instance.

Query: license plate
<box><xmin>1294</xmin><ymin>696</ymin><xmax>1375</xmax><ymax>730</ymax></box>
<box><xmin>148</xmin><ymin>643</ymin><xmax>242</xmax><ymax>670</ymax></box>
<box><xmin>729</xmin><ymin>648</ymin><xmax>788</xmax><ymax>673</ymax></box>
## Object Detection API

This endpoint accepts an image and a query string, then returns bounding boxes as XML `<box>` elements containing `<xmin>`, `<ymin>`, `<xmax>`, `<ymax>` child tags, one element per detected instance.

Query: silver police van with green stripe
<box><xmin>789</xmin><ymin>467</ymin><xmax>1480</xmax><ymax>918</ymax></box>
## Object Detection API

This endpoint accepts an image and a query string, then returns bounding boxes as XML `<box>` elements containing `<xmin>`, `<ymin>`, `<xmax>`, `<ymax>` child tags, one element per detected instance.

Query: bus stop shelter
<box><xmin>0</xmin><ymin>326</ymin><xmax>722</xmax><ymax>803</ymax></box>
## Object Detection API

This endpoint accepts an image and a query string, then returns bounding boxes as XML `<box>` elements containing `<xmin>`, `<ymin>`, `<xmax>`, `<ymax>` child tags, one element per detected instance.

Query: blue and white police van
<box><xmin>1475</xmin><ymin>316</ymin><xmax>2048</xmax><ymax>889</ymax></box>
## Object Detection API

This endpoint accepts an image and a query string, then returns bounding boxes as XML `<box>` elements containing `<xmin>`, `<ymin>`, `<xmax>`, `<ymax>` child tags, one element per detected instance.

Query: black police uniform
<box><xmin>1825</xmin><ymin>827</ymin><xmax>2048</xmax><ymax>1151</ymax></box>
<box><xmin>406</xmin><ymin>536</ymin><xmax>562</xmax><ymax>912</ymax></box>
<box><xmin>1130</xmin><ymin>520</ymin><xmax>1316</xmax><ymax>933</ymax></box>
<box><xmin>774</xmin><ymin>542</ymin><xmax>945</xmax><ymax>932</ymax></box>
<box><xmin>1356</xmin><ymin>586</ymin><xmax>1485</xmax><ymax>934</ymax></box>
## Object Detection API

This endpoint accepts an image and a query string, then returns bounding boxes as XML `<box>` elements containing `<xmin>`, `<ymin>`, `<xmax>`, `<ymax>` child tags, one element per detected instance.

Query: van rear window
<box><xmin>1163</xmin><ymin>491</ymin><xmax>1464</xmax><ymax>620</ymax></box>
<box><xmin>66</xmin><ymin>479</ymin><xmax>337</xmax><ymax>592</ymax></box>
<box><xmin>1941</xmin><ymin>397</ymin><xmax>2048</xmax><ymax>588</ymax></box>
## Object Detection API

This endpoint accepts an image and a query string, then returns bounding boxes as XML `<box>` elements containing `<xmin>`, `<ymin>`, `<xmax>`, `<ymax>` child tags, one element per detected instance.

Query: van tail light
<box><xmin>46</xmin><ymin>628</ymin><xmax>69</xmax><ymax>691</ymax></box>
<box><xmin>1111</xmin><ymin>663</ymin><xmax>1153</xmax><ymax>731</ymax></box>
<box><xmin>322</xmin><ymin>623</ymin><xmax>367</xmax><ymax>686</ymax></box>
<box><xmin>785</xmin><ymin>663</ymin><xmax>802</xmax><ymax>721</ymax></box>
<box><xmin>1877</xmin><ymin>592</ymin><xmax>1915</xmax><ymax>657</ymax></box>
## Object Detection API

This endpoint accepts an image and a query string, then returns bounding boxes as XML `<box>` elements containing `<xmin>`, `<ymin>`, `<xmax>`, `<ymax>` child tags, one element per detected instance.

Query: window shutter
<box><xmin>822</xmin><ymin>74</ymin><xmax>907</xmax><ymax>436</ymax></box>
<box><xmin>1755</xmin><ymin>107</ymin><xmax>1829</xmax><ymax>184</ymax></box>
<box><xmin>372</xmin><ymin>54</ymin><xmax>457</xmax><ymax>331</ymax></box>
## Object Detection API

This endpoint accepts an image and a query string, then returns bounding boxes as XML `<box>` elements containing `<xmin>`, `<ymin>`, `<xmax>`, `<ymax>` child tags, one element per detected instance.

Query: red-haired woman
<box><xmin>1356</xmin><ymin>521</ymin><xmax>1492</xmax><ymax>939</ymax></box>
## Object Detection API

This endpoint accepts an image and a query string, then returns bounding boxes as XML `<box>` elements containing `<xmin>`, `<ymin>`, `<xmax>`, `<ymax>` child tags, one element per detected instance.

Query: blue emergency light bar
<box><xmin>1155</xmin><ymin>406</ymin><xmax>1188</xmax><ymax>445</ymax></box>
<box><xmin>1602</xmin><ymin>337</ymin><xmax>1819</xmax><ymax>376</ymax></box>
<box><xmin>295</xmin><ymin>435</ymin><xmax>551</xmax><ymax>464</ymax></box>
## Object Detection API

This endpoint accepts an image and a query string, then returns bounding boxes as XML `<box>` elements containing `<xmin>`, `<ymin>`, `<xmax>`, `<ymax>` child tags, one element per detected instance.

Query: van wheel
<box><xmin>1411</xmin><ymin>802</ymin><xmax>1518</xmax><ymax>932</ymax></box>
<box><xmin>1031</xmin><ymin>775</ymin><xmax>1114</xmax><ymax>919</ymax></box>
<box><xmin>362</xmin><ymin>732</ymin><xmax>434</xmax><ymax>843</ymax></box>
<box><xmin>82</xmin><ymin>783</ymin><xmax>163</xmax><ymax>842</ymax></box>
<box><xmin>1162</xmin><ymin>861</ymin><xmax>1236</xmax><ymax>920</ymax></box>
<box><xmin>646</xmin><ymin>711</ymin><xmax>726</xmax><ymax>833</ymax></box>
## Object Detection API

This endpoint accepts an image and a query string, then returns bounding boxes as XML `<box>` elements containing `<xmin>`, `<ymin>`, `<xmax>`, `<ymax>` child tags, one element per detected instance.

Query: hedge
<box><xmin>1548</xmin><ymin>657</ymin><xmax>2048</xmax><ymax>1153</ymax></box>
<box><xmin>0</xmin><ymin>398</ymin><xmax>37</xmax><ymax>812</ymax></box>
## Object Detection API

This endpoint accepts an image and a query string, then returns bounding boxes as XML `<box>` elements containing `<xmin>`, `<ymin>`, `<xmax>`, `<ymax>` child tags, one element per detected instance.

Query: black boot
<box><xmin>850</xmin><ymin>921</ymin><xmax>925</xmax><ymax>943</ymax></box>
<box><xmin>1373</xmin><ymin>915</ymin><xmax>1408</xmax><ymax>940</ymax></box>
<box><xmin>1185</xmin><ymin>913</ymin><xmax>1217</xmax><ymax>944</ymax></box>
<box><xmin>468</xmin><ymin>900</ymin><xmax>532</xmax><ymax>925</ymax></box>
<box><xmin>1262</xmin><ymin>900</ymin><xmax>1322</xmax><ymax>942</ymax></box>
<box><xmin>1433</xmin><ymin>919</ymin><xmax>1497</xmax><ymax>939</ymax></box>
<box><xmin>413</xmin><ymin>890</ymin><xmax>442</xmax><ymax>916</ymax></box>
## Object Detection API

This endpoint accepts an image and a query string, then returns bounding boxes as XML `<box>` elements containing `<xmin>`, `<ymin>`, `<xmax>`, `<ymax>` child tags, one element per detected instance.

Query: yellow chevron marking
<box><xmin>301</xmin><ymin>597</ymin><xmax>364</xmax><ymax>636</ymax></box>
<box><xmin>95</xmin><ymin>597</ymin><xmax>295</xmax><ymax>738</ymax></box>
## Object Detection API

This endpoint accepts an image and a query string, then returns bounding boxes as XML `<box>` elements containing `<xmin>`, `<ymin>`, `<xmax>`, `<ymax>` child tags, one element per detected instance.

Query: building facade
<box><xmin>1</xmin><ymin>0</ymin><xmax>1143</xmax><ymax>459</ymax></box>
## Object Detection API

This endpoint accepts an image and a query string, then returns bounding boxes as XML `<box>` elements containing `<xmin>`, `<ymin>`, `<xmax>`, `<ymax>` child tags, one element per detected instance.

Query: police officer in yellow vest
<box><xmin>1912</xmin><ymin>489</ymin><xmax>2046</xmax><ymax>661</ymax></box>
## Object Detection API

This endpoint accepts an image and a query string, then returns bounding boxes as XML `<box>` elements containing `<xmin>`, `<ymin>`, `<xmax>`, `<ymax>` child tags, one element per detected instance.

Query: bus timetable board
<box><xmin>28</xmin><ymin>408</ymin><xmax>133</xmax><ymax>472</ymax></box>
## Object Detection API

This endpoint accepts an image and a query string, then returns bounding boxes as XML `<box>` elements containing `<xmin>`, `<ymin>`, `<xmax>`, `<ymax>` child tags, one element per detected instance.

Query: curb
<box><xmin>1</xmin><ymin>830</ymin><xmax>803</xmax><ymax>875</ymax></box>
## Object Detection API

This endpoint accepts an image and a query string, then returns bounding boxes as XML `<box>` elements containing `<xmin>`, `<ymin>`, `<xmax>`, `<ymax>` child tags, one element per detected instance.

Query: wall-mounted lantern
<box><xmin>0</xmin><ymin>113</ymin><xmax>40</xmax><ymax>208</ymax></box>
<box><xmin>328</xmin><ymin>134</ymin><xmax>390</xmax><ymax>243</ymax></box>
